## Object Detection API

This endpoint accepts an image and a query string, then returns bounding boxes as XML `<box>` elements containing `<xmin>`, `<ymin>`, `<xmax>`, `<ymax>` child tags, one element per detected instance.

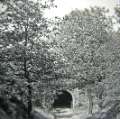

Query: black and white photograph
<box><xmin>0</xmin><ymin>0</ymin><xmax>120</xmax><ymax>119</ymax></box>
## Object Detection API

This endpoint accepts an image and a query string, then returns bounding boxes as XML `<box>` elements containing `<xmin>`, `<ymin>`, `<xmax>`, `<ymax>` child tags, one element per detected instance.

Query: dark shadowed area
<box><xmin>0</xmin><ymin>96</ymin><xmax>28</xmax><ymax>119</ymax></box>
<box><xmin>53</xmin><ymin>90</ymin><xmax>72</xmax><ymax>108</ymax></box>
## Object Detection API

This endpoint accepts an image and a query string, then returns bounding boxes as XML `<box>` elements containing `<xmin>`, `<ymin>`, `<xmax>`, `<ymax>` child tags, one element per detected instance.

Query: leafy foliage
<box><xmin>0</xmin><ymin>0</ymin><xmax>56</xmax><ymax>113</ymax></box>
<box><xmin>55</xmin><ymin>8</ymin><xmax>112</xmax><ymax>87</ymax></box>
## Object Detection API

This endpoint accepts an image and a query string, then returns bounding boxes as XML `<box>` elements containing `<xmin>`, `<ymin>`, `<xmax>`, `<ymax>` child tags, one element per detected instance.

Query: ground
<box><xmin>52</xmin><ymin>108</ymin><xmax>91</xmax><ymax>119</ymax></box>
<box><xmin>34</xmin><ymin>107</ymin><xmax>91</xmax><ymax>119</ymax></box>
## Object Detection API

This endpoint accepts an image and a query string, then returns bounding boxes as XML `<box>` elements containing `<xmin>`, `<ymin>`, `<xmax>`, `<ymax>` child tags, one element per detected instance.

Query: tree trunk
<box><xmin>27</xmin><ymin>82</ymin><xmax>32</xmax><ymax>119</ymax></box>
<box><xmin>97</xmin><ymin>82</ymin><xmax>104</xmax><ymax>110</ymax></box>
<box><xmin>24</xmin><ymin>60</ymin><xmax>32</xmax><ymax>119</ymax></box>
<box><xmin>23</xmin><ymin>7</ymin><xmax>33</xmax><ymax>117</ymax></box>
<box><xmin>87</xmin><ymin>88</ymin><xmax>93</xmax><ymax>115</ymax></box>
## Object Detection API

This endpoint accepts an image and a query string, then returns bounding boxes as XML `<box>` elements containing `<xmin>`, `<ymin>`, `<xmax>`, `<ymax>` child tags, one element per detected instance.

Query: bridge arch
<box><xmin>52</xmin><ymin>90</ymin><xmax>74</xmax><ymax>108</ymax></box>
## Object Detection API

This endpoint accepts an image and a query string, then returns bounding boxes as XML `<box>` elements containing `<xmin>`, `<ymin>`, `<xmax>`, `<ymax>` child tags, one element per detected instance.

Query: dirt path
<box><xmin>53</xmin><ymin>108</ymin><xmax>89</xmax><ymax>119</ymax></box>
<box><xmin>34</xmin><ymin>107</ymin><xmax>90</xmax><ymax>119</ymax></box>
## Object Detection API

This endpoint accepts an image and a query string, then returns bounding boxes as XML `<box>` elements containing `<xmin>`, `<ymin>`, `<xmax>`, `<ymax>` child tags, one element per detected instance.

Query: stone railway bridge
<box><xmin>39</xmin><ymin>79</ymin><xmax>83</xmax><ymax>110</ymax></box>
<box><xmin>34</xmin><ymin>80</ymin><xmax>91</xmax><ymax>119</ymax></box>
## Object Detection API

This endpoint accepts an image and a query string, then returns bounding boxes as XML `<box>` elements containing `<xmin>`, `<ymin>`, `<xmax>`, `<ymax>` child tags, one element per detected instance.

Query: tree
<box><xmin>0</xmin><ymin>0</ymin><xmax>55</xmax><ymax>117</ymax></box>
<box><xmin>55</xmin><ymin>7</ymin><xmax>113</xmax><ymax>113</ymax></box>
<box><xmin>102</xmin><ymin>6</ymin><xmax>120</xmax><ymax>102</ymax></box>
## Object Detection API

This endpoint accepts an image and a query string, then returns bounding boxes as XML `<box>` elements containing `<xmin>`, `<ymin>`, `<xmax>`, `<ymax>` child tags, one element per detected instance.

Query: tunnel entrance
<box><xmin>53</xmin><ymin>90</ymin><xmax>72</xmax><ymax>108</ymax></box>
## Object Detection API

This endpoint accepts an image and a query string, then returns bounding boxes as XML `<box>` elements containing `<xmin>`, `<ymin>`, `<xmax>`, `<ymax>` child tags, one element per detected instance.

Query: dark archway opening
<box><xmin>53</xmin><ymin>90</ymin><xmax>72</xmax><ymax>108</ymax></box>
